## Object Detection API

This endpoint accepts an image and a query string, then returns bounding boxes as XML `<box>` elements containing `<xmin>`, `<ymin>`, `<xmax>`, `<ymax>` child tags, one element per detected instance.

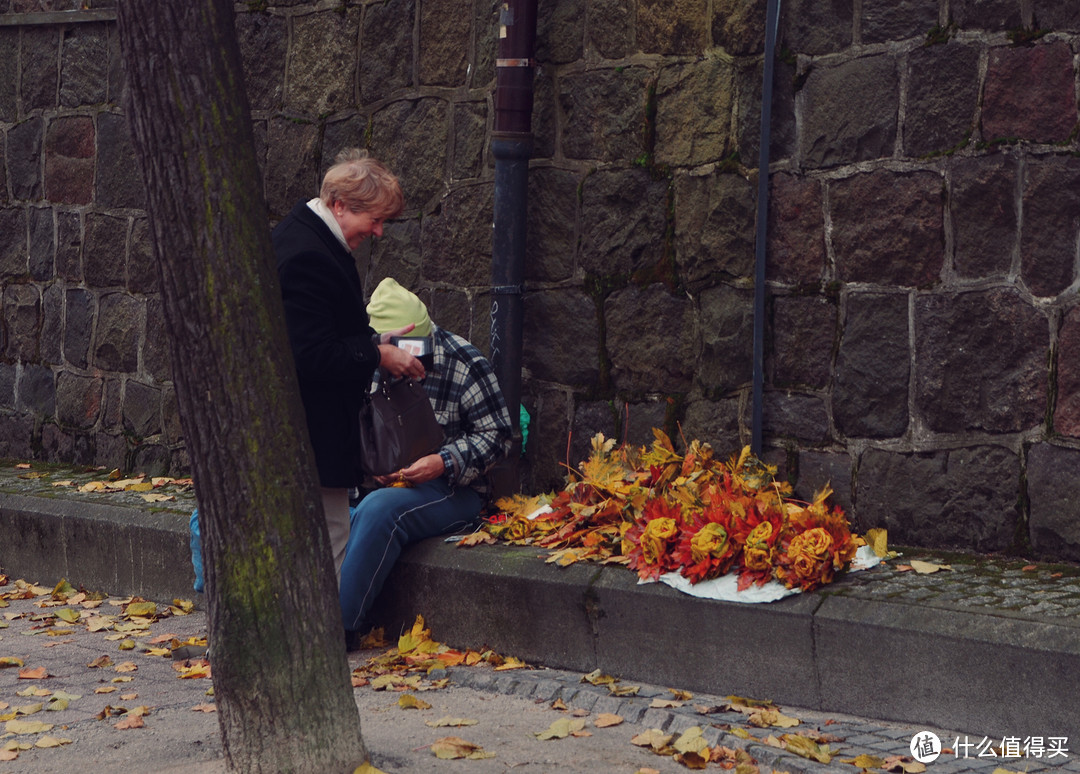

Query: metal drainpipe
<box><xmin>752</xmin><ymin>0</ymin><xmax>783</xmax><ymax>456</ymax></box>
<box><xmin>489</xmin><ymin>0</ymin><xmax>537</xmax><ymax>496</ymax></box>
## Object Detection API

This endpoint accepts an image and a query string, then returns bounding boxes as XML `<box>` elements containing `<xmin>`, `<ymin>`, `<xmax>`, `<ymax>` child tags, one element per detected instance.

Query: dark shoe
<box><xmin>345</xmin><ymin>629</ymin><xmax>365</xmax><ymax>652</ymax></box>
<box><xmin>171</xmin><ymin>644</ymin><xmax>209</xmax><ymax>660</ymax></box>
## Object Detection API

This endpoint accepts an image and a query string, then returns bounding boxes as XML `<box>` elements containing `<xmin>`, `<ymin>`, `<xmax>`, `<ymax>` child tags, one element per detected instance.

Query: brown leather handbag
<box><xmin>357</xmin><ymin>376</ymin><xmax>443</xmax><ymax>477</ymax></box>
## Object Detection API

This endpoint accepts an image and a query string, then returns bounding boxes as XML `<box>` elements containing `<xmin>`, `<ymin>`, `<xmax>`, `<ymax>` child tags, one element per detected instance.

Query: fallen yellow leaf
<box><xmin>191</xmin><ymin>703</ymin><xmax>217</xmax><ymax>713</ymax></box>
<box><xmin>34</xmin><ymin>735</ymin><xmax>72</xmax><ymax>748</ymax></box>
<box><xmin>425</xmin><ymin>717</ymin><xmax>477</xmax><ymax>728</ymax></box>
<box><xmin>536</xmin><ymin>717</ymin><xmax>586</xmax><ymax>740</ymax></box>
<box><xmin>909</xmin><ymin>560</ymin><xmax>951</xmax><ymax>574</ymax></box>
<box><xmin>594</xmin><ymin>713</ymin><xmax>624</xmax><ymax>728</ymax></box>
<box><xmin>431</xmin><ymin>736</ymin><xmax>494</xmax><ymax>760</ymax></box>
<box><xmin>398</xmin><ymin>694</ymin><xmax>431</xmax><ymax>710</ymax></box>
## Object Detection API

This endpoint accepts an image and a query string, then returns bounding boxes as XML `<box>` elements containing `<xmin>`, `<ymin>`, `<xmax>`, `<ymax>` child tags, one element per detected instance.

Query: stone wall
<box><xmin>3</xmin><ymin>0</ymin><xmax>1080</xmax><ymax>561</ymax></box>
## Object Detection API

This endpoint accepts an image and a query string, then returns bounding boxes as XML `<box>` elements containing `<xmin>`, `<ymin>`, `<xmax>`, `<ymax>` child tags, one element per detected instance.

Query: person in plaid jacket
<box><xmin>339</xmin><ymin>278</ymin><xmax>514</xmax><ymax>644</ymax></box>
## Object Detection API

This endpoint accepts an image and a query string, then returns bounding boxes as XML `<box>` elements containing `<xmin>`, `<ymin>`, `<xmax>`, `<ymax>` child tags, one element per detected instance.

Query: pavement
<box><xmin>1</xmin><ymin>460</ymin><xmax>1079</xmax><ymax>773</ymax></box>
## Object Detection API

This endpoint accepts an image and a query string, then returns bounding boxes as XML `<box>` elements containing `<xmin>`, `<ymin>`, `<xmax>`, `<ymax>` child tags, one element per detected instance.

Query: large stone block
<box><xmin>1054</xmin><ymin>306</ymin><xmax>1080</xmax><ymax>437</ymax></box>
<box><xmin>949</xmin><ymin>0</ymin><xmax>1023</xmax><ymax>31</ymax></box>
<box><xmin>605</xmin><ymin>283</ymin><xmax>696</xmax><ymax>394</ymax></box>
<box><xmin>770</xmin><ymin>294</ymin><xmax>836</xmax><ymax>390</ymax></box>
<box><xmin>83</xmin><ymin>212</ymin><xmax>128</xmax><ymax>289</ymax></box>
<box><xmin>619</xmin><ymin>397</ymin><xmax>670</xmax><ymax>448</ymax></box>
<box><xmin>0</xmin><ymin>207</ymin><xmax>28</xmax><ymax>280</ymax></box>
<box><xmin>0</xmin><ymin>363</ymin><xmax>13</xmax><ymax>408</ymax></box>
<box><xmin>45</xmin><ymin>115</ymin><xmax>95</xmax><ymax>205</ymax></box>
<box><xmin>655</xmin><ymin>58</ymin><xmax>735</xmax><ymax>167</ymax></box>
<box><xmin>3</xmin><ymin>284</ymin><xmax>41</xmax><ymax>362</ymax></box>
<box><xmin>16</xmin><ymin>362</ymin><xmax>54</xmax><ymax>417</ymax></box>
<box><xmin>579</xmin><ymin>168</ymin><xmax>669</xmax><ymax>277</ymax></box>
<box><xmin>830</xmin><ymin>169</ymin><xmax>943</xmax><ymax>287</ymax></box>
<box><xmin>982</xmin><ymin>43</ymin><xmax>1076</xmax><ymax>144</ymax></box>
<box><xmin>40</xmin><ymin>281</ymin><xmax>62</xmax><ymax>363</ymax></box>
<box><xmin>0</xmin><ymin>133</ymin><xmax>6</xmax><ymax>205</ymax></box>
<box><xmin>735</xmin><ymin>57</ymin><xmax>798</xmax><ymax>166</ymax></box>
<box><xmin>585</xmin><ymin>0</ymin><xmax>633</xmax><ymax>59</ymax></box>
<box><xmin>8</xmin><ymin>117</ymin><xmax>44</xmax><ymax>201</ymax></box>
<box><xmin>21</xmin><ymin>27</ymin><xmax>58</xmax><ymax>112</ymax></box>
<box><xmin>559</xmin><ymin>67</ymin><xmax>652</xmax><ymax>163</ymax></box>
<box><xmin>904</xmin><ymin>43</ymin><xmax>979</xmax><ymax>157</ymax></box>
<box><xmin>93</xmin><ymin>292</ymin><xmax>143</xmax><ymax>373</ymax></box>
<box><xmin>235</xmin><ymin>11</ymin><xmax>286</xmax><ymax>111</ymax></box>
<box><xmin>0</xmin><ymin>414</ymin><xmax>34</xmax><ymax>459</ymax></box>
<box><xmin>519</xmin><ymin>387</ymin><xmax>569</xmax><ymax>491</ymax></box>
<box><xmin>0</xmin><ymin>29</ymin><xmax>16</xmax><ymax>122</ymax></box>
<box><xmin>522</xmin><ymin>288</ymin><xmax>600</xmax><ymax>387</ymax></box>
<box><xmin>537</xmin><ymin>0</ymin><xmax>583</xmax><ymax>64</ymax></box>
<box><xmin>367</xmin><ymin>219</ymin><xmax>422</xmax><ymax>292</ymax></box>
<box><xmin>862</xmin><ymin>0</ymin><xmax>938</xmax><ymax>43</ymax></box>
<box><xmin>681</xmin><ymin>397</ymin><xmax>743</xmax><ymax>455</ymax></box>
<box><xmin>471</xmin><ymin>0</ymin><xmax>499</xmax><ymax>90</ymax></box>
<box><xmin>419</xmin><ymin>0</ymin><xmax>470</xmax><ymax>87</ymax></box>
<box><xmin>832</xmin><ymin>292</ymin><xmax>909</xmax><ymax>439</ymax></box>
<box><xmin>95</xmin><ymin>112</ymin><xmax>144</xmax><ymax>209</ymax></box>
<box><xmin>284</xmin><ymin>9</ymin><xmax>358</xmax><ymax>115</ymax></box>
<box><xmin>28</xmin><ymin>205</ymin><xmax>54</xmax><ymax>282</ymax></box>
<box><xmin>451</xmin><ymin>102</ymin><xmax>486</xmax><ymax>181</ymax></box>
<box><xmin>368</xmin><ymin>98</ymin><xmax>451</xmax><ymax>212</ymax></box>
<box><xmin>914</xmin><ymin>288</ymin><xmax>1047</xmax><ymax>433</ymax></box>
<box><xmin>780</xmin><ymin>0</ymin><xmax>853</xmax><ymax>56</ymax></box>
<box><xmin>763</xmin><ymin>391</ymin><xmax>830</xmax><ymax>445</ymax></box>
<box><xmin>1027</xmin><ymin>443</ymin><xmax>1080</xmax><ymax>561</ymax></box>
<box><xmin>526</xmin><ymin>167</ymin><xmax>577</xmax><ymax>282</ymax></box>
<box><xmin>56</xmin><ymin>371</ymin><xmax>104</xmax><ymax>429</ymax></box>
<box><xmin>1033</xmin><ymin>2</ymin><xmax>1080</xmax><ymax>31</ymax></box>
<box><xmin>673</xmin><ymin>169</ymin><xmax>755</xmax><ymax>289</ymax></box>
<box><xmin>420</xmin><ymin>183</ymin><xmax>493</xmax><ymax>286</ymax></box>
<box><xmin>767</xmin><ymin>173</ymin><xmax>825</xmax><ymax>285</ymax></box>
<box><xmin>637</xmin><ymin>0</ymin><xmax>707</xmax><ymax>55</ymax></box>
<box><xmin>712</xmin><ymin>0</ymin><xmax>766</xmax><ymax>55</ymax></box>
<box><xmin>569</xmin><ymin>400</ymin><xmax>618</xmax><ymax>467</ymax></box>
<box><xmin>794</xmin><ymin>450</ymin><xmax>852</xmax><ymax>514</ymax></box>
<box><xmin>56</xmin><ymin>210</ymin><xmax>82</xmax><ymax>282</ymax></box>
<box><xmin>60</xmin><ymin>23</ymin><xmax>108</xmax><ymax>107</ymax></box>
<box><xmin>695</xmin><ymin>284</ymin><xmax>753</xmax><ymax>397</ymax></box>
<box><xmin>128</xmin><ymin>217</ymin><xmax>158</xmax><ymax>294</ymax></box>
<box><xmin>531</xmin><ymin>69</ymin><xmax>556</xmax><ymax>160</ymax></box>
<box><xmin>949</xmin><ymin>154</ymin><xmax>1017</xmax><ymax>280</ymax></box>
<box><xmin>264</xmin><ymin>117</ymin><xmax>319</xmax><ymax>218</ymax></box>
<box><xmin>856</xmin><ymin>446</ymin><xmax>1020</xmax><ymax>551</ymax></box>
<box><xmin>143</xmin><ymin>294</ymin><xmax>171</xmax><ymax>383</ymax></box>
<box><xmin>123</xmin><ymin>380</ymin><xmax>162</xmax><ymax>440</ymax></box>
<box><xmin>1020</xmin><ymin>155</ymin><xmax>1080</xmax><ymax>298</ymax></box>
<box><xmin>799</xmin><ymin>54</ymin><xmax>898</xmax><ymax>168</ymax></box>
<box><xmin>64</xmin><ymin>288</ymin><xmax>94</xmax><ymax>369</ymax></box>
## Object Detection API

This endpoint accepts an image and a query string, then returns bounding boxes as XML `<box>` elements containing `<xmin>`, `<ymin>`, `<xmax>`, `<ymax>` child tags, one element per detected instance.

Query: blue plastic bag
<box><xmin>190</xmin><ymin>508</ymin><xmax>205</xmax><ymax>593</ymax></box>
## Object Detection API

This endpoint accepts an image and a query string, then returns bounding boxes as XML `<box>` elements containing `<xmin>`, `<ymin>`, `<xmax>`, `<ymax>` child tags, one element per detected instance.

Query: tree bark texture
<box><xmin>116</xmin><ymin>2</ymin><xmax>368</xmax><ymax>772</ymax></box>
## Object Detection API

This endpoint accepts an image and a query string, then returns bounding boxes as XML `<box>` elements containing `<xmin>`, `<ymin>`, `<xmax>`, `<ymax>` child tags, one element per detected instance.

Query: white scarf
<box><xmin>306</xmin><ymin>197</ymin><xmax>349</xmax><ymax>251</ymax></box>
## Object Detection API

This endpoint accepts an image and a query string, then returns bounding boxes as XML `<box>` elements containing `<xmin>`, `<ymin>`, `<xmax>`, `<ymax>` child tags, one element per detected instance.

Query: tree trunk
<box><xmin>116</xmin><ymin>2</ymin><xmax>368</xmax><ymax>771</ymax></box>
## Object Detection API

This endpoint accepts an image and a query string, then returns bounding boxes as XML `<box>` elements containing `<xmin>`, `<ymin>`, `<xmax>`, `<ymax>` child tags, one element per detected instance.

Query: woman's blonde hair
<box><xmin>319</xmin><ymin>148</ymin><xmax>404</xmax><ymax>219</ymax></box>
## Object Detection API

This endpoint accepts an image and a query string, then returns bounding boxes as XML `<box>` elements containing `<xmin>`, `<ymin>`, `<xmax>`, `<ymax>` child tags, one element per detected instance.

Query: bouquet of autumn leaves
<box><xmin>482</xmin><ymin>430</ymin><xmax>862</xmax><ymax>592</ymax></box>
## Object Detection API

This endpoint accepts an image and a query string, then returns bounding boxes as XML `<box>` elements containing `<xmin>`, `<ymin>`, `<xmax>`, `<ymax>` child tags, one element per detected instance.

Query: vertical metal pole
<box><xmin>752</xmin><ymin>0</ymin><xmax>782</xmax><ymax>457</ymax></box>
<box><xmin>489</xmin><ymin>0</ymin><xmax>537</xmax><ymax>496</ymax></box>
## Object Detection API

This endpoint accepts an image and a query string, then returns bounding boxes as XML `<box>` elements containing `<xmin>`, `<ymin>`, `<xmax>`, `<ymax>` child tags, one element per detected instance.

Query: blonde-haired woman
<box><xmin>273</xmin><ymin>148</ymin><xmax>424</xmax><ymax>579</ymax></box>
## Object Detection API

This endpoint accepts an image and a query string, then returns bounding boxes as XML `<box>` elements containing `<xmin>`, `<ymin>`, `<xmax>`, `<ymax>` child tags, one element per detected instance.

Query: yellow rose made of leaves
<box><xmin>690</xmin><ymin>522</ymin><xmax>730</xmax><ymax>564</ymax></box>
<box><xmin>742</xmin><ymin>521</ymin><xmax>775</xmax><ymax>571</ymax></box>
<box><xmin>640</xmin><ymin>517</ymin><xmax>678</xmax><ymax>566</ymax></box>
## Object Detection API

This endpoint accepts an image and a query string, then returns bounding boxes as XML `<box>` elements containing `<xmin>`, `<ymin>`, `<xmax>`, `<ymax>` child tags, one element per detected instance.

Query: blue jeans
<box><xmin>339</xmin><ymin>478</ymin><xmax>482</xmax><ymax>632</ymax></box>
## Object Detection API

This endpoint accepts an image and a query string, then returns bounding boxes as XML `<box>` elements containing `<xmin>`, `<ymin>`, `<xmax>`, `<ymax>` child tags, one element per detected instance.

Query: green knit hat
<box><xmin>366</xmin><ymin>277</ymin><xmax>432</xmax><ymax>338</ymax></box>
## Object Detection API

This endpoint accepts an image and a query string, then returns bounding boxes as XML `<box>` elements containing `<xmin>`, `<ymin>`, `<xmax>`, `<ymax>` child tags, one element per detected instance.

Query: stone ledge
<box><xmin>2</xmin><ymin>490</ymin><xmax>1077</xmax><ymax>740</ymax></box>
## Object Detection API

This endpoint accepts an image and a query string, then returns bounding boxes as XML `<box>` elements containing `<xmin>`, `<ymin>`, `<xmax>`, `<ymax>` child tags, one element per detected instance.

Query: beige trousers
<box><xmin>320</xmin><ymin>487</ymin><xmax>351</xmax><ymax>582</ymax></box>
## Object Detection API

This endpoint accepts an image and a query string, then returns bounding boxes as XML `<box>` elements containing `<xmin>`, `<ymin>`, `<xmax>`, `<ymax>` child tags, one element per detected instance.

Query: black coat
<box><xmin>273</xmin><ymin>200</ymin><xmax>380</xmax><ymax>488</ymax></box>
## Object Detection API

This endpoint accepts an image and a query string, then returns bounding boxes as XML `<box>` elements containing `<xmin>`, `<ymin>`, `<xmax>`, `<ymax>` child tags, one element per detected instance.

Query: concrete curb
<box><xmin>2</xmin><ymin>491</ymin><xmax>1078</xmax><ymax>741</ymax></box>
<box><xmin>0</xmin><ymin>492</ymin><xmax>192</xmax><ymax>601</ymax></box>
